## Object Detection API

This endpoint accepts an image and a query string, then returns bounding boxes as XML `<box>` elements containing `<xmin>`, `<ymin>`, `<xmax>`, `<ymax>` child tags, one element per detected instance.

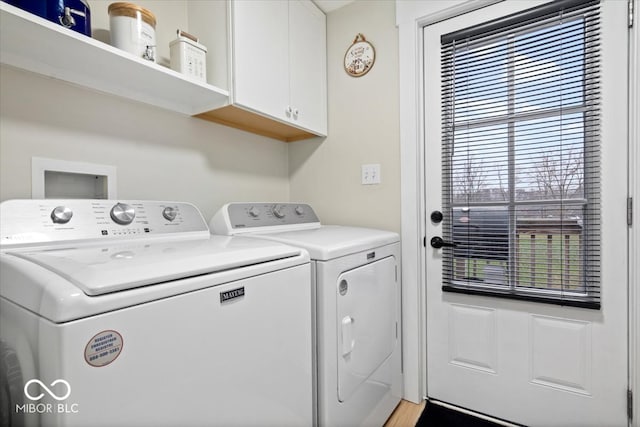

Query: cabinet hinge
<box><xmin>629</xmin><ymin>389</ymin><xmax>634</xmax><ymax>420</ymax></box>
<box><xmin>630</xmin><ymin>0</ymin><xmax>635</xmax><ymax>28</ymax></box>
<box><xmin>628</xmin><ymin>197</ymin><xmax>634</xmax><ymax>226</ymax></box>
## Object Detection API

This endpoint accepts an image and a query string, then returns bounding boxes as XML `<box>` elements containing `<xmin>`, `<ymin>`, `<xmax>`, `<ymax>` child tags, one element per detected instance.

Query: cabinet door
<box><xmin>230</xmin><ymin>0</ymin><xmax>289</xmax><ymax>122</ymax></box>
<box><xmin>289</xmin><ymin>0</ymin><xmax>327</xmax><ymax>135</ymax></box>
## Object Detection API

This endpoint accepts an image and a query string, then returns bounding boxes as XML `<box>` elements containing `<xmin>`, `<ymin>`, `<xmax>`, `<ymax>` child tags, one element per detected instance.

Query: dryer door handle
<box><xmin>341</xmin><ymin>316</ymin><xmax>355</xmax><ymax>357</ymax></box>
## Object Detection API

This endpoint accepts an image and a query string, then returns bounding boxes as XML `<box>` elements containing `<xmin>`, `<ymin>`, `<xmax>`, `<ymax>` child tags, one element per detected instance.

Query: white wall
<box><xmin>288</xmin><ymin>0</ymin><xmax>400</xmax><ymax>233</ymax></box>
<box><xmin>0</xmin><ymin>65</ymin><xmax>290</xmax><ymax>220</ymax></box>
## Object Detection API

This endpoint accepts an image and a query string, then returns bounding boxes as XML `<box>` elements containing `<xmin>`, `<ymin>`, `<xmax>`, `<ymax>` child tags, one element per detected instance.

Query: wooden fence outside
<box><xmin>453</xmin><ymin>218</ymin><xmax>584</xmax><ymax>290</ymax></box>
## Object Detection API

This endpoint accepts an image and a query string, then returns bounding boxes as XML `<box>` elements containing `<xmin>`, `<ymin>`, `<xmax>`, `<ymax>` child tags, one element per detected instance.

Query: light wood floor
<box><xmin>383</xmin><ymin>399</ymin><xmax>426</xmax><ymax>427</ymax></box>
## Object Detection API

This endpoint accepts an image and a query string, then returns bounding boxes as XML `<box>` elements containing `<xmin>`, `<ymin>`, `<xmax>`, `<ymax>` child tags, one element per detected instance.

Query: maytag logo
<box><xmin>220</xmin><ymin>287</ymin><xmax>245</xmax><ymax>303</ymax></box>
<box><xmin>16</xmin><ymin>379</ymin><xmax>79</xmax><ymax>414</ymax></box>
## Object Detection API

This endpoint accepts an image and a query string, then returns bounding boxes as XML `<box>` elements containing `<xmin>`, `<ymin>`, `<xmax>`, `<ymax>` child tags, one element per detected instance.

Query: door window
<box><xmin>440</xmin><ymin>0</ymin><xmax>601</xmax><ymax>308</ymax></box>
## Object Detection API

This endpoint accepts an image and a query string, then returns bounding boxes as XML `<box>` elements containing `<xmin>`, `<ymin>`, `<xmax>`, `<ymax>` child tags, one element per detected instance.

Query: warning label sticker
<box><xmin>84</xmin><ymin>330</ymin><xmax>123</xmax><ymax>367</ymax></box>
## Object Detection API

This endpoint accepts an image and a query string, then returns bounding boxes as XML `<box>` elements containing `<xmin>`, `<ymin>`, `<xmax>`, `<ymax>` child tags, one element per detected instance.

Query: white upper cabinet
<box><xmin>288</xmin><ymin>0</ymin><xmax>328</xmax><ymax>135</ymax></box>
<box><xmin>231</xmin><ymin>0</ymin><xmax>290</xmax><ymax>123</ymax></box>
<box><xmin>220</xmin><ymin>0</ymin><xmax>327</xmax><ymax>140</ymax></box>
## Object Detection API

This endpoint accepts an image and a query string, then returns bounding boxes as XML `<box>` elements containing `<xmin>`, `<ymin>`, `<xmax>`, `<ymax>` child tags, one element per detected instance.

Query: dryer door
<box><xmin>336</xmin><ymin>256</ymin><xmax>397</xmax><ymax>402</ymax></box>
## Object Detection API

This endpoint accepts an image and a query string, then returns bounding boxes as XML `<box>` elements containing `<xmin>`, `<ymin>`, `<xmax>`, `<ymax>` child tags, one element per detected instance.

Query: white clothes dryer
<box><xmin>0</xmin><ymin>199</ymin><xmax>313</xmax><ymax>427</ymax></box>
<box><xmin>211</xmin><ymin>203</ymin><xmax>403</xmax><ymax>427</ymax></box>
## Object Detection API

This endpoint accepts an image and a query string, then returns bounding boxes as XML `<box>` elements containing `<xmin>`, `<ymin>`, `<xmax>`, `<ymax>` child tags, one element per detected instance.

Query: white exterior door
<box><xmin>423</xmin><ymin>2</ymin><xmax>629</xmax><ymax>426</ymax></box>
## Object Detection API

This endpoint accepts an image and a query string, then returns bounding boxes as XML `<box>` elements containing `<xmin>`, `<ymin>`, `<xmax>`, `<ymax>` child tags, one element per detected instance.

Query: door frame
<box><xmin>629</xmin><ymin>0</ymin><xmax>639</xmax><ymax>422</ymax></box>
<box><xmin>396</xmin><ymin>1</ymin><xmax>639</xmax><ymax>423</ymax></box>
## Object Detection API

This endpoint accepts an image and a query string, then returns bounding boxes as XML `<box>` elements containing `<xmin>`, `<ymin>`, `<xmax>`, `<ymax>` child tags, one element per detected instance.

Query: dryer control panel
<box><xmin>211</xmin><ymin>203</ymin><xmax>321</xmax><ymax>235</ymax></box>
<box><xmin>0</xmin><ymin>199</ymin><xmax>210</xmax><ymax>248</ymax></box>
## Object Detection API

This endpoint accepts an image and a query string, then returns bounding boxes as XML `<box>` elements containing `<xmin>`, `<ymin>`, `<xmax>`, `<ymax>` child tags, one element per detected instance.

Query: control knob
<box><xmin>294</xmin><ymin>205</ymin><xmax>304</xmax><ymax>216</ymax></box>
<box><xmin>162</xmin><ymin>206</ymin><xmax>177</xmax><ymax>222</ymax></box>
<box><xmin>51</xmin><ymin>206</ymin><xmax>73</xmax><ymax>224</ymax></box>
<box><xmin>272</xmin><ymin>204</ymin><xmax>286</xmax><ymax>219</ymax></box>
<box><xmin>110</xmin><ymin>203</ymin><xmax>135</xmax><ymax>225</ymax></box>
<box><xmin>248</xmin><ymin>206</ymin><xmax>261</xmax><ymax>218</ymax></box>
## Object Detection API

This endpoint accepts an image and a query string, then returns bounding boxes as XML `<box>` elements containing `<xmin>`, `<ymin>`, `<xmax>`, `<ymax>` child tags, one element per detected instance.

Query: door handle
<box><xmin>430</xmin><ymin>236</ymin><xmax>457</xmax><ymax>249</ymax></box>
<box><xmin>341</xmin><ymin>316</ymin><xmax>355</xmax><ymax>357</ymax></box>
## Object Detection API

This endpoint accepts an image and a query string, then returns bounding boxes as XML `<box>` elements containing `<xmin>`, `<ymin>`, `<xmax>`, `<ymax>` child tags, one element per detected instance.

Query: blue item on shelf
<box><xmin>4</xmin><ymin>0</ymin><xmax>91</xmax><ymax>37</ymax></box>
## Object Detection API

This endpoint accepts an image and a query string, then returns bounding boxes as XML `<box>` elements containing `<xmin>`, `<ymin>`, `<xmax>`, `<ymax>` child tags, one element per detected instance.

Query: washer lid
<box><xmin>9</xmin><ymin>235</ymin><xmax>302</xmax><ymax>296</ymax></box>
<box><xmin>253</xmin><ymin>225</ymin><xmax>399</xmax><ymax>260</ymax></box>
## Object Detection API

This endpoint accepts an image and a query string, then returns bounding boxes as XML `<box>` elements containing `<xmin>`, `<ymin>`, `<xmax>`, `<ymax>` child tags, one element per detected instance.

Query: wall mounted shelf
<box><xmin>0</xmin><ymin>2</ymin><xmax>229</xmax><ymax>116</ymax></box>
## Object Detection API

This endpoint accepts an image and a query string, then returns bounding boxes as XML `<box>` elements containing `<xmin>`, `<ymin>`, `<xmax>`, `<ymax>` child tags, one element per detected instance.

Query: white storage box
<box><xmin>170</xmin><ymin>32</ymin><xmax>207</xmax><ymax>83</ymax></box>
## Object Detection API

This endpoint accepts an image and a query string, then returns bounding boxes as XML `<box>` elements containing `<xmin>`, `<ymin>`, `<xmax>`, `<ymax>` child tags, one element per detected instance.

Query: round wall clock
<box><xmin>344</xmin><ymin>33</ymin><xmax>375</xmax><ymax>77</ymax></box>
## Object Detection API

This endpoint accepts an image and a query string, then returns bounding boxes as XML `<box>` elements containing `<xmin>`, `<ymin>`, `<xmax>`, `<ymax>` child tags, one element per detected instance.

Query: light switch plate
<box><xmin>361</xmin><ymin>164</ymin><xmax>381</xmax><ymax>185</ymax></box>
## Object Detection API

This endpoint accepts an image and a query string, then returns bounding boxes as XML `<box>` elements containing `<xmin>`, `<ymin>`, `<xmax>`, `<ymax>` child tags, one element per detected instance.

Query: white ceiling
<box><xmin>313</xmin><ymin>0</ymin><xmax>356</xmax><ymax>13</ymax></box>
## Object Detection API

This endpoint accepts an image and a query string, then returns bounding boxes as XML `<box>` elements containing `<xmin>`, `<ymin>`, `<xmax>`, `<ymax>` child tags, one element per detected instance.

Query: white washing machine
<box><xmin>211</xmin><ymin>203</ymin><xmax>403</xmax><ymax>427</ymax></box>
<box><xmin>0</xmin><ymin>199</ymin><xmax>313</xmax><ymax>427</ymax></box>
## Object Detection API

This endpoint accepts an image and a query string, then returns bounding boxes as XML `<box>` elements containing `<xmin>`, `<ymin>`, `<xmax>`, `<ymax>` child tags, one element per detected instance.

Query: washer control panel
<box><xmin>0</xmin><ymin>200</ymin><xmax>209</xmax><ymax>247</ymax></box>
<box><xmin>226</xmin><ymin>203</ymin><xmax>319</xmax><ymax>229</ymax></box>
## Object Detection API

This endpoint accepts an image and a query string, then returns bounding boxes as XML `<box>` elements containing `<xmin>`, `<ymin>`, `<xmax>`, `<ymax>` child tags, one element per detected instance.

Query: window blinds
<box><xmin>440</xmin><ymin>0</ymin><xmax>601</xmax><ymax>308</ymax></box>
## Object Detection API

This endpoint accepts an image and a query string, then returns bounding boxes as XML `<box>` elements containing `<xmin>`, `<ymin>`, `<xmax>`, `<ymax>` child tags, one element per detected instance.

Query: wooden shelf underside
<box><xmin>196</xmin><ymin>105</ymin><xmax>318</xmax><ymax>142</ymax></box>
